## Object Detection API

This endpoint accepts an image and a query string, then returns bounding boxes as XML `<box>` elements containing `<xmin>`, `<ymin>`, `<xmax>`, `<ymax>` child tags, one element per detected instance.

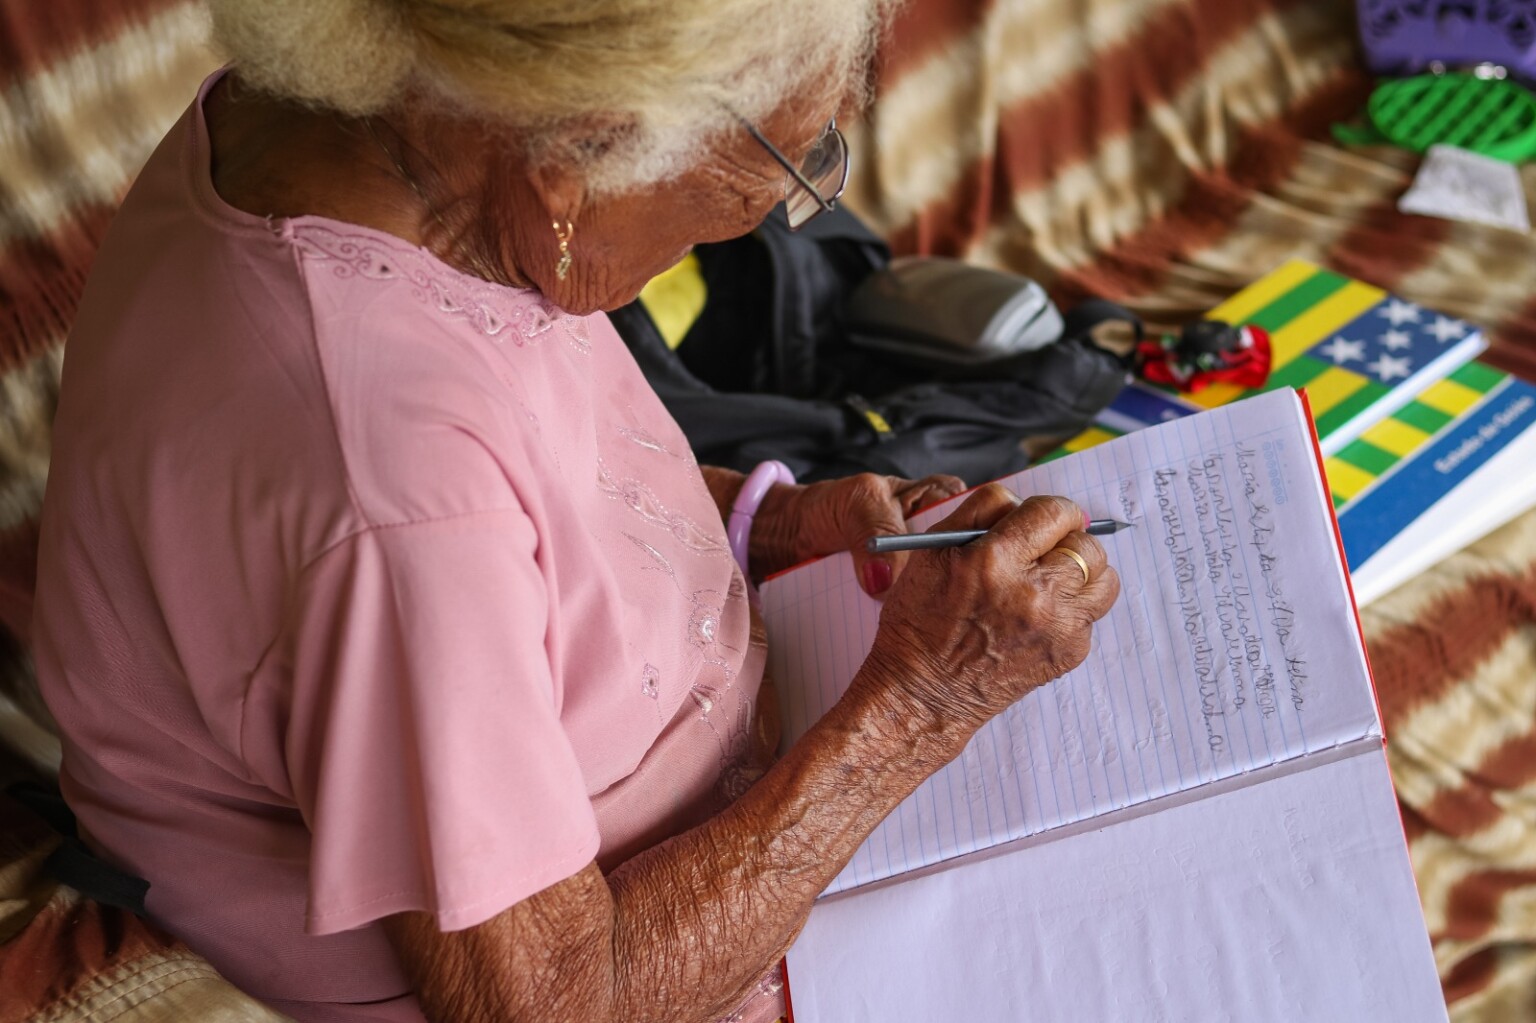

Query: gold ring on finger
<box><xmin>1049</xmin><ymin>546</ymin><xmax>1090</xmax><ymax>584</ymax></box>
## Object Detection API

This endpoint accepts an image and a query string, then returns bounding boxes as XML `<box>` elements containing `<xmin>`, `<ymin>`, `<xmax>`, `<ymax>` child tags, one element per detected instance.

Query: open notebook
<box><xmin>762</xmin><ymin>390</ymin><xmax>1446</xmax><ymax>1022</ymax></box>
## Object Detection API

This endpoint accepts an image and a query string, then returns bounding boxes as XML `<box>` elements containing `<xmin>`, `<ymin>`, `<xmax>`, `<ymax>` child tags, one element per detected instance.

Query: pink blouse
<box><xmin>33</xmin><ymin>72</ymin><xmax>779</xmax><ymax>1022</ymax></box>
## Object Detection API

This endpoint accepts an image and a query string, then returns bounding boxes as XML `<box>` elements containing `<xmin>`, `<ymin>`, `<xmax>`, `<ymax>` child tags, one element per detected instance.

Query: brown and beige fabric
<box><xmin>0</xmin><ymin>790</ymin><xmax>291</xmax><ymax>1022</ymax></box>
<box><xmin>849</xmin><ymin>0</ymin><xmax>1536</xmax><ymax>383</ymax></box>
<box><xmin>0</xmin><ymin>0</ymin><xmax>1533</xmax><ymax>1020</ymax></box>
<box><xmin>1363</xmin><ymin>516</ymin><xmax>1536</xmax><ymax>1023</ymax></box>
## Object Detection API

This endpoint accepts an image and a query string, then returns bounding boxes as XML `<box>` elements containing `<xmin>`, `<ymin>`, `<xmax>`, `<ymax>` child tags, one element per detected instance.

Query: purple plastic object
<box><xmin>1357</xmin><ymin>0</ymin><xmax>1536</xmax><ymax>79</ymax></box>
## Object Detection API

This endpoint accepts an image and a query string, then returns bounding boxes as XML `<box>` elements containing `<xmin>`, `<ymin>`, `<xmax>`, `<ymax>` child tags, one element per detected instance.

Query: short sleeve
<box><xmin>276</xmin><ymin>508</ymin><xmax>600</xmax><ymax>936</ymax></box>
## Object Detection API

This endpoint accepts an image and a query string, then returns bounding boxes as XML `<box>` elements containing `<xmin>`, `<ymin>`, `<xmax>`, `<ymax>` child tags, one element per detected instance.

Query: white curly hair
<box><xmin>208</xmin><ymin>0</ymin><xmax>900</xmax><ymax>193</ymax></box>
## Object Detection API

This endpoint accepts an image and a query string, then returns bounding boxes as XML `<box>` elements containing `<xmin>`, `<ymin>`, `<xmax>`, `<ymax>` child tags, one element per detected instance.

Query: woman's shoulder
<box><xmin>65</xmin><ymin>209</ymin><xmax>545</xmax><ymax>549</ymax></box>
<box><xmin>282</xmin><ymin>220</ymin><xmax>583</xmax><ymax>527</ymax></box>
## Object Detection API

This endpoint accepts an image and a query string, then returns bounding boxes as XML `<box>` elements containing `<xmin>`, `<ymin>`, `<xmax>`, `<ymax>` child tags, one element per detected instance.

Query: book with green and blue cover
<box><xmin>1327</xmin><ymin>363</ymin><xmax>1536</xmax><ymax>601</ymax></box>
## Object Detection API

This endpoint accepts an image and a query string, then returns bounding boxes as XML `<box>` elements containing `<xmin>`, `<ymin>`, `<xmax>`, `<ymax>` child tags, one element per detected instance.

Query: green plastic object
<box><xmin>1331</xmin><ymin>73</ymin><xmax>1536</xmax><ymax>163</ymax></box>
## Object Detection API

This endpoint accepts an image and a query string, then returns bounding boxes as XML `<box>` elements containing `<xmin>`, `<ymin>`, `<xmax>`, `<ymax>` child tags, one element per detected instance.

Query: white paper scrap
<box><xmin>1399</xmin><ymin>144</ymin><xmax>1529</xmax><ymax>232</ymax></box>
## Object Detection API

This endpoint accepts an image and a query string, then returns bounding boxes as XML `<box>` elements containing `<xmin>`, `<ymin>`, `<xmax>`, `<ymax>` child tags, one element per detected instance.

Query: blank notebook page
<box><xmin>784</xmin><ymin>746</ymin><xmax>1447</xmax><ymax>1023</ymax></box>
<box><xmin>762</xmin><ymin>390</ymin><xmax>1381</xmax><ymax>896</ymax></box>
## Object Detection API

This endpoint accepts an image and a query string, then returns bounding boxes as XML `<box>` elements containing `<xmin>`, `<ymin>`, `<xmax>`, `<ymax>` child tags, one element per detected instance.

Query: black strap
<box><xmin>7</xmin><ymin>780</ymin><xmax>150</xmax><ymax>916</ymax></box>
<box><xmin>7</xmin><ymin>779</ymin><xmax>75</xmax><ymax>835</ymax></box>
<box><xmin>45</xmin><ymin>838</ymin><xmax>150</xmax><ymax>915</ymax></box>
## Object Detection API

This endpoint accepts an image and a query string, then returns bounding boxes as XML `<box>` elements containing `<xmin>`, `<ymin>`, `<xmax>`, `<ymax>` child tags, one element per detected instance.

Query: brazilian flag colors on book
<box><xmin>1089</xmin><ymin>259</ymin><xmax>1487</xmax><ymax>456</ymax></box>
<box><xmin>1325</xmin><ymin>361</ymin><xmax>1510</xmax><ymax>510</ymax></box>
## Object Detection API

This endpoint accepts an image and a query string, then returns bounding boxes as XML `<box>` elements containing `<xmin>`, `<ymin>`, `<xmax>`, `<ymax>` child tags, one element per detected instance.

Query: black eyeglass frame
<box><xmin>738</xmin><ymin>116</ymin><xmax>850</xmax><ymax>230</ymax></box>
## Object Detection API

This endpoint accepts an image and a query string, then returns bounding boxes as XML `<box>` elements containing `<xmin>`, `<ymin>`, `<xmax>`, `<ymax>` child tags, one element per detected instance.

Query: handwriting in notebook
<box><xmin>1236</xmin><ymin>440</ymin><xmax>1313</xmax><ymax>718</ymax></box>
<box><xmin>1150</xmin><ymin>441</ymin><xmax>1313</xmax><ymax>762</ymax></box>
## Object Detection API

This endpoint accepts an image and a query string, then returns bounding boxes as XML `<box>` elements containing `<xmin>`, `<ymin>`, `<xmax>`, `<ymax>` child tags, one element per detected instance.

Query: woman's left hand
<box><xmin>751</xmin><ymin>473</ymin><xmax>967</xmax><ymax>596</ymax></box>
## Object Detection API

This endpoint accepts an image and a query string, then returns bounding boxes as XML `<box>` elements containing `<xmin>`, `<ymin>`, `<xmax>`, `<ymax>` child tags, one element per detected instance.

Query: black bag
<box><xmin>609</xmin><ymin>206</ymin><xmax>1138</xmax><ymax>485</ymax></box>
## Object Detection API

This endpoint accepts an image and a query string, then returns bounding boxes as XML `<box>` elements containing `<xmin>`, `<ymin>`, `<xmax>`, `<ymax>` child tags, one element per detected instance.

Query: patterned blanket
<box><xmin>1</xmin><ymin>0</ymin><xmax>1533</xmax><ymax>1019</ymax></box>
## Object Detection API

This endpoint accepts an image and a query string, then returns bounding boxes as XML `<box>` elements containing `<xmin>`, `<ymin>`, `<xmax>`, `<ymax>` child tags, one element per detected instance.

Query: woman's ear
<box><xmin>525</xmin><ymin>159</ymin><xmax>587</xmax><ymax>232</ymax></box>
<box><xmin>524</xmin><ymin>113</ymin><xmax>639</xmax><ymax>224</ymax></box>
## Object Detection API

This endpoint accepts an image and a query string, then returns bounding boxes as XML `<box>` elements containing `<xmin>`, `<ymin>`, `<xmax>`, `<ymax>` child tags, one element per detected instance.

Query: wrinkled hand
<box><xmin>752</xmin><ymin>473</ymin><xmax>967</xmax><ymax>596</ymax></box>
<box><xmin>857</xmin><ymin>486</ymin><xmax>1120</xmax><ymax>745</ymax></box>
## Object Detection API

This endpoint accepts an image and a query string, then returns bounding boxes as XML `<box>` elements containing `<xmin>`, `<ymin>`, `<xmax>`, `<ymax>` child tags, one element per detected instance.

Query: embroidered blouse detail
<box><xmin>291</xmin><ymin>224</ymin><xmax>591</xmax><ymax>351</ymax></box>
<box><xmin>596</xmin><ymin>458</ymin><xmax>728</xmax><ymax>558</ymax></box>
<box><xmin>617</xmin><ymin>424</ymin><xmax>701</xmax><ymax>477</ymax></box>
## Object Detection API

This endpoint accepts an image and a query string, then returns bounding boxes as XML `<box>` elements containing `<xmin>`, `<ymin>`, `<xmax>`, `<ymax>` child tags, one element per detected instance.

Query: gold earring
<box><xmin>553</xmin><ymin>220</ymin><xmax>574</xmax><ymax>281</ymax></box>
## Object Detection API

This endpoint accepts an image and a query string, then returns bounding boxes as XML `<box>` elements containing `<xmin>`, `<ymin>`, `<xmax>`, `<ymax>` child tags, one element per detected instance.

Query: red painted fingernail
<box><xmin>863</xmin><ymin>560</ymin><xmax>893</xmax><ymax>596</ymax></box>
<box><xmin>1082</xmin><ymin>510</ymin><xmax>1091</xmax><ymax>530</ymax></box>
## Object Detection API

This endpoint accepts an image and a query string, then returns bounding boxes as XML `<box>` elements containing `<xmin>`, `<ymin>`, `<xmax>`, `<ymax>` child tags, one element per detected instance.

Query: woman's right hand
<box><xmin>856</xmin><ymin>485</ymin><xmax>1121</xmax><ymax>747</ymax></box>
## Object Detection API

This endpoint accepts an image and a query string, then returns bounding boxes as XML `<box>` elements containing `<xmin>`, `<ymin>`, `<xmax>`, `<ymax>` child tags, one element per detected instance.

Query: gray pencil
<box><xmin>866</xmin><ymin>519</ymin><xmax>1133</xmax><ymax>554</ymax></box>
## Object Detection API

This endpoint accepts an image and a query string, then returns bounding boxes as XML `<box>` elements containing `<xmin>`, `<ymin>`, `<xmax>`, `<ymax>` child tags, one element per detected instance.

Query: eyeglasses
<box><xmin>739</xmin><ymin>117</ymin><xmax>850</xmax><ymax>231</ymax></box>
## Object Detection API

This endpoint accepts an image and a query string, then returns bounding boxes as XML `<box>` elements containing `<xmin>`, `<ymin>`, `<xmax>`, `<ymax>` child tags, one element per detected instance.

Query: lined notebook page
<box><xmin>762</xmin><ymin>390</ymin><xmax>1380</xmax><ymax>896</ymax></box>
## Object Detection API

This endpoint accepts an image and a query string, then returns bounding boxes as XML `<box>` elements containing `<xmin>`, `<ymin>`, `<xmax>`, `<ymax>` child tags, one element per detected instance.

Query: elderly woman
<box><xmin>33</xmin><ymin>2</ymin><xmax>1118</xmax><ymax>1021</ymax></box>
